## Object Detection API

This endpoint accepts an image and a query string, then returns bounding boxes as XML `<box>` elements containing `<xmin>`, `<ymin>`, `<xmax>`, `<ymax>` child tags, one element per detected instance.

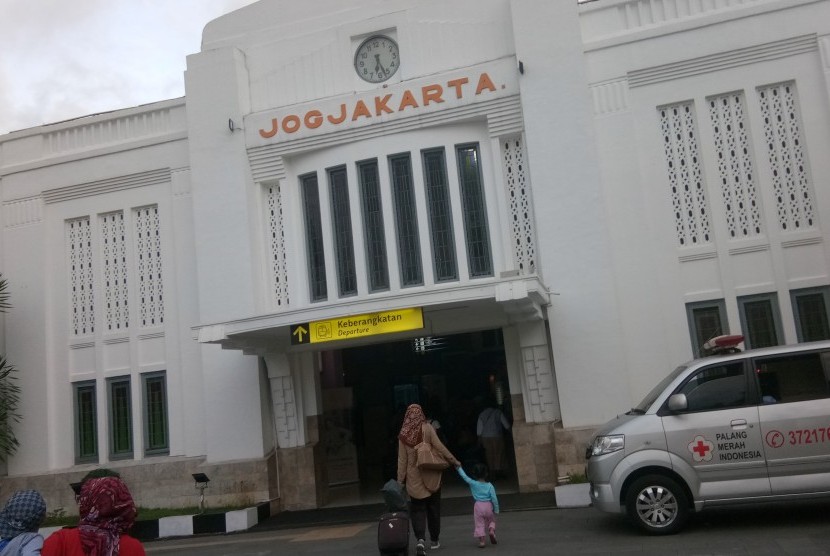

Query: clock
<box><xmin>354</xmin><ymin>35</ymin><xmax>400</xmax><ymax>83</ymax></box>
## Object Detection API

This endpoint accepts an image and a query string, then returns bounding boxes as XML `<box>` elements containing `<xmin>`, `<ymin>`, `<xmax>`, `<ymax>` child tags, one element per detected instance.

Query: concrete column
<box><xmin>265</xmin><ymin>353</ymin><xmax>303</xmax><ymax>448</ymax></box>
<box><xmin>264</xmin><ymin>352</ymin><xmax>327</xmax><ymax>509</ymax></box>
<box><xmin>503</xmin><ymin>323</ymin><xmax>560</xmax><ymax>493</ymax></box>
<box><xmin>509</xmin><ymin>0</ymin><xmax>628</xmax><ymax>428</ymax></box>
<box><xmin>504</xmin><ymin>321</ymin><xmax>560</xmax><ymax>423</ymax></box>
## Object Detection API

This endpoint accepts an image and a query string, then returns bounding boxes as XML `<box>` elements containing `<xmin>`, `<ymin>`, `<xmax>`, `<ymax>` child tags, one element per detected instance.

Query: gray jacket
<box><xmin>0</xmin><ymin>532</ymin><xmax>44</xmax><ymax>556</ymax></box>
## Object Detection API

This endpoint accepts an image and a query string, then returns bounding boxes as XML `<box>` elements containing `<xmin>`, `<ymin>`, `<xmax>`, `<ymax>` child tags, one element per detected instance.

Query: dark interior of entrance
<box><xmin>320</xmin><ymin>328</ymin><xmax>513</xmax><ymax>496</ymax></box>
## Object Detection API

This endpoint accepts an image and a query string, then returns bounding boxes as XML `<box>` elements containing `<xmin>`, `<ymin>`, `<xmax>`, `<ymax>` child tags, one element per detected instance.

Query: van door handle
<box><xmin>731</xmin><ymin>419</ymin><xmax>747</xmax><ymax>428</ymax></box>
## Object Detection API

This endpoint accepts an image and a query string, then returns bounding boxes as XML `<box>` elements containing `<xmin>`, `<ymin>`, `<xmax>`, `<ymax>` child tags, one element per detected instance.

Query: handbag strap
<box><xmin>420</xmin><ymin>423</ymin><xmax>432</xmax><ymax>447</ymax></box>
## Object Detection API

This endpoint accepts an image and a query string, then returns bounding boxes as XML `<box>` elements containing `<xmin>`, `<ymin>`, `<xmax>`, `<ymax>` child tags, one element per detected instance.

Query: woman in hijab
<box><xmin>42</xmin><ymin>477</ymin><xmax>145</xmax><ymax>556</ymax></box>
<box><xmin>0</xmin><ymin>489</ymin><xmax>46</xmax><ymax>555</ymax></box>
<box><xmin>397</xmin><ymin>403</ymin><xmax>460</xmax><ymax>555</ymax></box>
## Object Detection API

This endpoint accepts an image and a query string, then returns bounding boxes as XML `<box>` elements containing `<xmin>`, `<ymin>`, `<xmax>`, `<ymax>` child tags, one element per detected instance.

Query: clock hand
<box><xmin>374</xmin><ymin>54</ymin><xmax>387</xmax><ymax>76</ymax></box>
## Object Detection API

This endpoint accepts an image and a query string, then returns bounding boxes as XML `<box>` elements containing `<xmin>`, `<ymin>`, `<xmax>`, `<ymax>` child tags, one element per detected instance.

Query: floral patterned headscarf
<box><xmin>78</xmin><ymin>476</ymin><xmax>137</xmax><ymax>556</ymax></box>
<box><xmin>398</xmin><ymin>404</ymin><xmax>426</xmax><ymax>447</ymax></box>
<box><xmin>0</xmin><ymin>490</ymin><xmax>46</xmax><ymax>540</ymax></box>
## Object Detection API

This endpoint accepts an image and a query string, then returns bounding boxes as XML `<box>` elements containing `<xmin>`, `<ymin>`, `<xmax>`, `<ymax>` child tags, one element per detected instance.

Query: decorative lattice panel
<box><xmin>67</xmin><ymin>217</ymin><xmax>95</xmax><ymax>335</ymax></box>
<box><xmin>501</xmin><ymin>136</ymin><xmax>536</xmax><ymax>274</ymax></box>
<box><xmin>133</xmin><ymin>205</ymin><xmax>164</xmax><ymax>327</ymax></box>
<box><xmin>757</xmin><ymin>82</ymin><xmax>815</xmax><ymax>232</ymax></box>
<box><xmin>708</xmin><ymin>93</ymin><xmax>762</xmax><ymax>239</ymax></box>
<box><xmin>659</xmin><ymin>102</ymin><xmax>711</xmax><ymax>247</ymax></box>
<box><xmin>100</xmin><ymin>211</ymin><xmax>129</xmax><ymax>331</ymax></box>
<box><xmin>270</xmin><ymin>374</ymin><xmax>298</xmax><ymax>448</ymax></box>
<box><xmin>266</xmin><ymin>183</ymin><xmax>290</xmax><ymax>307</ymax></box>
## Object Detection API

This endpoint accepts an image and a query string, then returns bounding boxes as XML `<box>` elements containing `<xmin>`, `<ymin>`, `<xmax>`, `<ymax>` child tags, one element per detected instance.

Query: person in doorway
<box><xmin>397</xmin><ymin>404</ymin><xmax>460</xmax><ymax>554</ymax></box>
<box><xmin>42</xmin><ymin>477</ymin><xmax>145</xmax><ymax>556</ymax></box>
<box><xmin>476</xmin><ymin>399</ymin><xmax>511</xmax><ymax>479</ymax></box>
<box><xmin>456</xmin><ymin>463</ymin><xmax>499</xmax><ymax>548</ymax></box>
<box><xmin>0</xmin><ymin>489</ymin><xmax>47</xmax><ymax>555</ymax></box>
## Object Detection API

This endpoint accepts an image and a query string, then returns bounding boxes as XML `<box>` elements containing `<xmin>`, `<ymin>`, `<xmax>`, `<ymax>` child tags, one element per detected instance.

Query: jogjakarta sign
<box><xmin>246</xmin><ymin>59</ymin><xmax>518</xmax><ymax>146</ymax></box>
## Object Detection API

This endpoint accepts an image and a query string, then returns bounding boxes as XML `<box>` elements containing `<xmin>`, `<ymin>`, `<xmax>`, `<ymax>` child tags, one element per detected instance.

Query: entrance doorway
<box><xmin>319</xmin><ymin>328</ymin><xmax>515</xmax><ymax>506</ymax></box>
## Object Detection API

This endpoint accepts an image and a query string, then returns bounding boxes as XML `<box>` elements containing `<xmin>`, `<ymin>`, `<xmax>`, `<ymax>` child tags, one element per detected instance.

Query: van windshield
<box><xmin>632</xmin><ymin>365</ymin><xmax>687</xmax><ymax>413</ymax></box>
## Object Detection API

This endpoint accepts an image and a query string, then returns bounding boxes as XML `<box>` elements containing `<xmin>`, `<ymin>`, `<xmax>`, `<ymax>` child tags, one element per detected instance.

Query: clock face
<box><xmin>354</xmin><ymin>35</ymin><xmax>399</xmax><ymax>83</ymax></box>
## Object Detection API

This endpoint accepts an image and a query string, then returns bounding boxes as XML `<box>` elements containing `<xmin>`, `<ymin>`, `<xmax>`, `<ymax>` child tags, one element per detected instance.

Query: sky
<box><xmin>0</xmin><ymin>0</ymin><xmax>259</xmax><ymax>135</ymax></box>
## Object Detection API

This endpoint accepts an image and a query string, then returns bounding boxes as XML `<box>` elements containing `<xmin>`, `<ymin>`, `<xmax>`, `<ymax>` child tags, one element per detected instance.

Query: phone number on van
<box><xmin>765</xmin><ymin>428</ymin><xmax>830</xmax><ymax>448</ymax></box>
<box><xmin>767</xmin><ymin>428</ymin><xmax>830</xmax><ymax>447</ymax></box>
<box><xmin>788</xmin><ymin>428</ymin><xmax>830</xmax><ymax>445</ymax></box>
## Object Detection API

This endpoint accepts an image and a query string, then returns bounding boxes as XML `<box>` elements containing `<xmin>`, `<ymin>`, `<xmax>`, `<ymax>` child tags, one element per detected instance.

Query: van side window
<box><xmin>754</xmin><ymin>350</ymin><xmax>830</xmax><ymax>404</ymax></box>
<box><xmin>678</xmin><ymin>362</ymin><xmax>747</xmax><ymax>412</ymax></box>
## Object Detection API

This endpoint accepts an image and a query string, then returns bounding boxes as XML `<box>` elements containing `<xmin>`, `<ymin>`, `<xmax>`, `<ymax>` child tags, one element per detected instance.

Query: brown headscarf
<box><xmin>398</xmin><ymin>404</ymin><xmax>426</xmax><ymax>447</ymax></box>
<box><xmin>78</xmin><ymin>476</ymin><xmax>138</xmax><ymax>556</ymax></box>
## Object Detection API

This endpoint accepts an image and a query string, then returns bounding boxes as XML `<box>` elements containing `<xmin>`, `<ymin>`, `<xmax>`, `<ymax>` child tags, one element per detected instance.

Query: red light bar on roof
<box><xmin>702</xmin><ymin>334</ymin><xmax>744</xmax><ymax>355</ymax></box>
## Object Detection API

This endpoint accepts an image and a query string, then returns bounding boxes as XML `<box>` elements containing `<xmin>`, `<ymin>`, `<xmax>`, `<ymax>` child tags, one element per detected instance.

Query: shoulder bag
<box><xmin>415</xmin><ymin>425</ymin><xmax>450</xmax><ymax>470</ymax></box>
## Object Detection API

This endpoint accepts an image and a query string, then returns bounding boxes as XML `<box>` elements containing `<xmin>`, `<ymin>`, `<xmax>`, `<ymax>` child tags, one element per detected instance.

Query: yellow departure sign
<box><xmin>290</xmin><ymin>307</ymin><xmax>424</xmax><ymax>345</ymax></box>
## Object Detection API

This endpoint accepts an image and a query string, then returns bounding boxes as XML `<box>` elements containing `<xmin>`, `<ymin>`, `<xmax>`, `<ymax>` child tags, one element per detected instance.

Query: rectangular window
<box><xmin>738</xmin><ymin>293</ymin><xmax>782</xmax><ymax>349</ymax></box>
<box><xmin>422</xmin><ymin>148</ymin><xmax>458</xmax><ymax>282</ymax></box>
<box><xmin>456</xmin><ymin>144</ymin><xmax>493</xmax><ymax>277</ymax></box>
<box><xmin>686</xmin><ymin>300</ymin><xmax>728</xmax><ymax>358</ymax></box>
<box><xmin>678</xmin><ymin>362</ymin><xmax>748</xmax><ymax>412</ymax></box>
<box><xmin>791</xmin><ymin>287</ymin><xmax>830</xmax><ymax>342</ymax></box>
<box><xmin>300</xmin><ymin>173</ymin><xmax>328</xmax><ymax>301</ymax></box>
<box><xmin>357</xmin><ymin>160</ymin><xmax>389</xmax><ymax>292</ymax></box>
<box><xmin>389</xmin><ymin>154</ymin><xmax>423</xmax><ymax>287</ymax></box>
<box><xmin>328</xmin><ymin>166</ymin><xmax>357</xmax><ymax>297</ymax></box>
<box><xmin>755</xmin><ymin>351</ymin><xmax>830</xmax><ymax>403</ymax></box>
<box><xmin>74</xmin><ymin>381</ymin><xmax>97</xmax><ymax>463</ymax></box>
<box><xmin>143</xmin><ymin>372</ymin><xmax>169</xmax><ymax>455</ymax></box>
<box><xmin>107</xmin><ymin>377</ymin><xmax>133</xmax><ymax>459</ymax></box>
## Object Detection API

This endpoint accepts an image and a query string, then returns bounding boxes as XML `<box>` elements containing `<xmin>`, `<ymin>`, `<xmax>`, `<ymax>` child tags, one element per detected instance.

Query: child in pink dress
<box><xmin>456</xmin><ymin>463</ymin><xmax>500</xmax><ymax>548</ymax></box>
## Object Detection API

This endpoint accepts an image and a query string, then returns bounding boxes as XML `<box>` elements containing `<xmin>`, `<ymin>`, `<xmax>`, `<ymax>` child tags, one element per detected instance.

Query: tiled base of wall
<box><xmin>510</xmin><ymin>394</ymin><xmax>559</xmax><ymax>492</ymax></box>
<box><xmin>508</xmin><ymin>395</ymin><xmax>598</xmax><ymax>491</ymax></box>
<box><xmin>552</xmin><ymin>424</ymin><xmax>596</xmax><ymax>480</ymax></box>
<box><xmin>1</xmin><ymin>454</ymin><xmax>279</xmax><ymax>517</ymax></box>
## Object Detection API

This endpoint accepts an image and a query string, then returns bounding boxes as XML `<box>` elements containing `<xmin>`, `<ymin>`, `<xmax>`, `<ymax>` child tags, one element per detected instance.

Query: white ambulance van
<box><xmin>586</xmin><ymin>336</ymin><xmax>830</xmax><ymax>534</ymax></box>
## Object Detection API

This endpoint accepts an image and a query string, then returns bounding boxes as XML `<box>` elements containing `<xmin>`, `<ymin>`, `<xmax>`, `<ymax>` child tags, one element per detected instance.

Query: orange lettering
<box><xmin>304</xmin><ymin>110</ymin><xmax>323</xmax><ymax>129</ymax></box>
<box><xmin>259</xmin><ymin>118</ymin><xmax>278</xmax><ymax>138</ymax></box>
<box><xmin>374</xmin><ymin>94</ymin><xmax>394</xmax><ymax>116</ymax></box>
<box><xmin>398</xmin><ymin>90</ymin><xmax>420</xmax><ymax>111</ymax></box>
<box><xmin>447</xmin><ymin>78</ymin><xmax>468</xmax><ymax>99</ymax></box>
<box><xmin>475</xmin><ymin>73</ymin><xmax>497</xmax><ymax>95</ymax></box>
<box><xmin>352</xmin><ymin>100</ymin><xmax>372</xmax><ymax>121</ymax></box>
<box><xmin>327</xmin><ymin>104</ymin><xmax>347</xmax><ymax>125</ymax></box>
<box><xmin>282</xmin><ymin>115</ymin><xmax>301</xmax><ymax>133</ymax></box>
<box><xmin>422</xmin><ymin>85</ymin><xmax>444</xmax><ymax>106</ymax></box>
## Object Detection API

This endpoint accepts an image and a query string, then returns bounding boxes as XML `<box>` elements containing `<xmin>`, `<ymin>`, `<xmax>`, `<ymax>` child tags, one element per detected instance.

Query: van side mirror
<box><xmin>668</xmin><ymin>393</ymin><xmax>688</xmax><ymax>412</ymax></box>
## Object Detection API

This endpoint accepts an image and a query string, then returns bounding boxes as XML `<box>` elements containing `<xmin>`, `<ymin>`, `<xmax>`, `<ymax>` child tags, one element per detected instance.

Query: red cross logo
<box><xmin>688</xmin><ymin>435</ymin><xmax>714</xmax><ymax>462</ymax></box>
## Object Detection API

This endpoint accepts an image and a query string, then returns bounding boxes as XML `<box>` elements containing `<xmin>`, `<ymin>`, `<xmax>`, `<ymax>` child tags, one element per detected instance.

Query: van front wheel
<box><xmin>625</xmin><ymin>475</ymin><xmax>689</xmax><ymax>535</ymax></box>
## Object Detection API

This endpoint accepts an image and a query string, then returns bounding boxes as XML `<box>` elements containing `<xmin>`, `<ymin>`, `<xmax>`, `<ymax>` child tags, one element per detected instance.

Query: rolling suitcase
<box><xmin>378</xmin><ymin>511</ymin><xmax>410</xmax><ymax>555</ymax></box>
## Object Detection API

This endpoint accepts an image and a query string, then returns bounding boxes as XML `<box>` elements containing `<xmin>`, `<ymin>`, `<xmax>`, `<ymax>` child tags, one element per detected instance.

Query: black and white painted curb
<box><xmin>40</xmin><ymin>501</ymin><xmax>272</xmax><ymax>542</ymax></box>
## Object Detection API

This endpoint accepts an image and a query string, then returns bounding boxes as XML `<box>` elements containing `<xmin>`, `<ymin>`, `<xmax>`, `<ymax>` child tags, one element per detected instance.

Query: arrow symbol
<box><xmin>293</xmin><ymin>325</ymin><xmax>308</xmax><ymax>343</ymax></box>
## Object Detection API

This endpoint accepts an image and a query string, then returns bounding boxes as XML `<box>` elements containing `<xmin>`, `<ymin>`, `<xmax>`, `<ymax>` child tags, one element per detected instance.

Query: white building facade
<box><xmin>1</xmin><ymin>0</ymin><xmax>829</xmax><ymax>512</ymax></box>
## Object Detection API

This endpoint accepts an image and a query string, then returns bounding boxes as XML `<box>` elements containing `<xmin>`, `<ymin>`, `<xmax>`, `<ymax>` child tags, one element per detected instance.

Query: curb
<box><xmin>40</xmin><ymin>501</ymin><xmax>273</xmax><ymax>542</ymax></box>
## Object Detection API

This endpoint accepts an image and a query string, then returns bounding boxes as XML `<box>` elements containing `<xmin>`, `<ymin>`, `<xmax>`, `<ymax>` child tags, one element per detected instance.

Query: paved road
<box><xmin>145</xmin><ymin>500</ymin><xmax>830</xmax><ymax>555</ymax></box>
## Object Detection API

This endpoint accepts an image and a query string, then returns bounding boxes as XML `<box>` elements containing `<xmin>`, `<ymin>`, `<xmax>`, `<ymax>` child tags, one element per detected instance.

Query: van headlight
<box><xmin>590</xmin><ymin>434</ymin><xmax>624</xmax><ymax>456</ymax></box>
